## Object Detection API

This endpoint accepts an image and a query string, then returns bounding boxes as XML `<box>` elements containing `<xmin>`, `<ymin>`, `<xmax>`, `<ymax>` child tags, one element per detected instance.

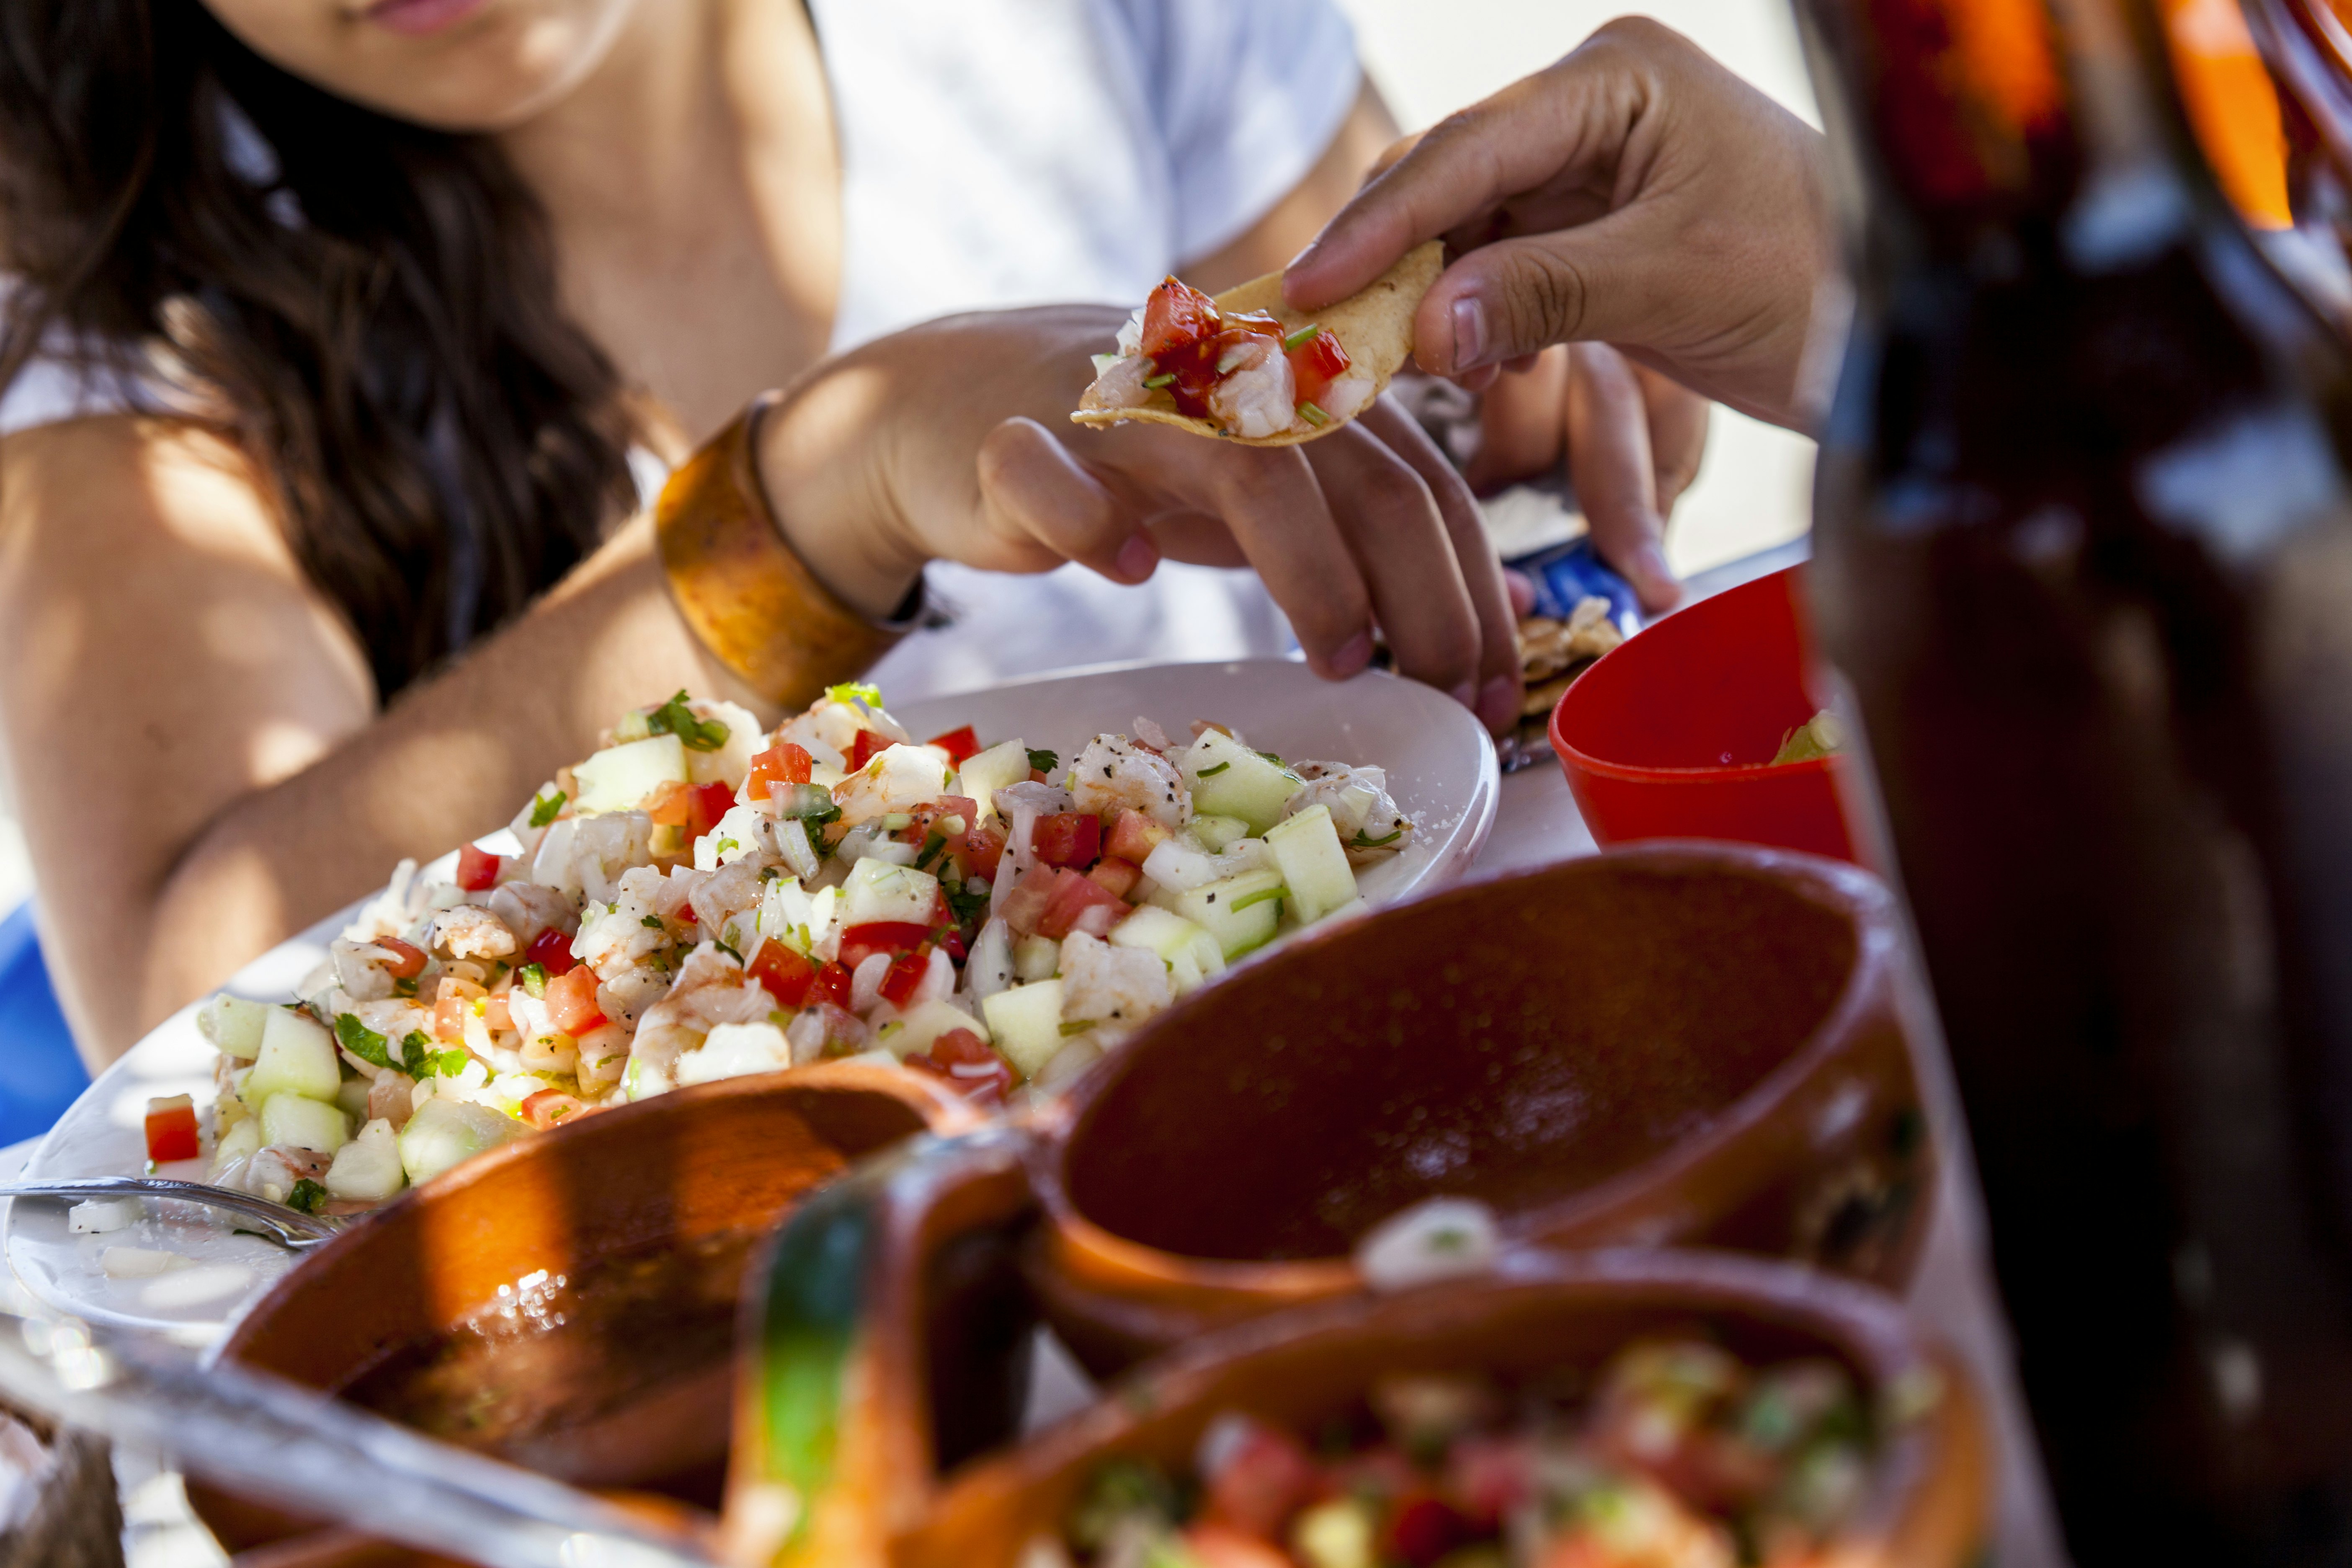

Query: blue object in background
<box><xmin>1507</xmin><ymin>534</ymin><xmax>1643</xmax><ymax>638</ymax></box>
<box><xmin>0</xmin><ymin>904</ymin><xmax>89</xmax><ymax>1146</ymax></box>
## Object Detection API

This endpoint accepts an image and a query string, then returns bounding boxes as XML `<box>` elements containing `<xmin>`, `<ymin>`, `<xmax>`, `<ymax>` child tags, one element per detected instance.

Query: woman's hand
<box><xmin>1282</xmin><ymin>17</ymin><xmax>1833</xmax><ymax>430</ymax></box>
<box><xmin>1469</xmin><ymin>342</ymin><xmax>1709</xmax><ymax>612</ymax></box>
<box><xmin>758</xmin><ymin>307</ymin><xmax>1527</xmax><ymax>735</ymax></box>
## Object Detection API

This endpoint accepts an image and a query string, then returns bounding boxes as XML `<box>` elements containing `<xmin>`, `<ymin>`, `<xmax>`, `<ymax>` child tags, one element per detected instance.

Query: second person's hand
<box><xmin>755</xmin><ymin>307</ymin><xmax>1527</xmax><ymax>735</ymax></box>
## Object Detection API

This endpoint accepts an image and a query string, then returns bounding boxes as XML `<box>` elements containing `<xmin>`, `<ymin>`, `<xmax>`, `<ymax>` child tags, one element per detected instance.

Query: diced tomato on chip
<box><xmin>144</xmin><ymin>1095</ymin><xmax>200</xmax><ymax>1164</ymax></box>
<box><xmin>544</xmin><ymin>965</ymin><xmax>607</xmax><ymax>1036</ymax></box>
<box><xmin>524</xmin><ymin>926</ymin><xmax>577</xmax><ymax>977</ymax></box>
<box><xmin>1284</xmin><ymin>322</ymin><xmax>1353</xmax><ymax>409</ymax></box>
<box><xmin>1140</xmin><ymin>276</ymin><xmax>1222</xmax><ymax>358</ymax></box>
<box><xmin>1031</xmin><ymin>811</ymin><xmax>1101</xmax><ymax>870</ymax></box>
<box><xmin>926</xmin><ymin>725</ymin><xmax>981</xmax><ymax>765</ymax></box>
<box><xmin>746</xmin><ymin>742</ymin><xmax>814</xmax><ymax>799</ymax></box>
<box><xmin>455</xmin><ymin>843</ymin><xmax>503</xmax><ymax>892</ymax></box>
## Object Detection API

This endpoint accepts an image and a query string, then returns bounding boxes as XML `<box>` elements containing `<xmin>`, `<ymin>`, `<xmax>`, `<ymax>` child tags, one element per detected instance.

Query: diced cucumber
<box><xmin>981</xmin><ymin>980</ymin><xmax>1066</xmax><ymax>1078</ymax></box>
<box><xmin>1186</xmin><ymin>815</ymin><xmax>1252</xmax><ymax>854</ymax></box>
<box><xmin>397</xmin><ymin>1097</ymin><xmax>521</xmax><ymax>1185</ymax></box>
<box><xmin>957</xmin><ymin>739</ymin><xmax>1031</xmax><ymax>821</ymax></box>
<box><xmin>245</xmin><ymin>1009</ymin><xmax>340</xmax><ymax>1105</ymax></box>
<box><xmin>890</xmin><ymin>999</ymin><xmax>991</xmax><ymax>1060</ymax></box>
<box><xmin>209</xmin><ymin>1117</ymin><xmax>263</xmax><ymax>1179</ymax></box>
<box><xmin>573</xmin><ymin>733</ymin><xmax>689</xmax><ymax>814</ymax></box>
<box><xmin>841</xmin><ymin>857</ymin><xmax>941</xmax><ymax>928</ymax></box>
<box><xmin>325</xmin><ymin>1118</ymin><xmax>406</xmax><ymax>1201</ymax></box>
<box><xmin>1181</xmin><ymin>730</ymin><xmax>1301</xmax><ymax>834</ymax></box>
<box><xmin>1176</xmin><ymin>869</ymin><xmax>1285</xmax><ymax>959</ymax></box>
<box><xmin>334</xmin><ymin>1078</ymin><xmax>373</xmax><ymax>1122</ymax></box>
<box><xmin>197</xmin><ymin>995</ymin><xmax>271</xmax><ymax>1061</ymax></box>
<box><xmin>1012</xmin><ymin>933</ymin><xmax>1061</xmax><ymax>983</ymax></box>
<box><xmin>1110</xmin><ymin>905</ymin><xmax>1210</xmax><ymax>963</ymax></box>
<box><xmin>1265</xmin><ymin>805</ymin><xmax>1361</xmax><ymax>924</ymax></box>
<box><xmin>259</xmin><ymin>1093</ymin><xmax>351</xmax><ymax>1155</ymax></box>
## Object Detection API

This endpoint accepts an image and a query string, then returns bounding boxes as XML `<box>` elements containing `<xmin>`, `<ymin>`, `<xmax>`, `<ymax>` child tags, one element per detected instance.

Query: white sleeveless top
<box><xmin>0</xmin><ymin>0</ymin><xmax>1361</xmax><ymax>704</ymax></box>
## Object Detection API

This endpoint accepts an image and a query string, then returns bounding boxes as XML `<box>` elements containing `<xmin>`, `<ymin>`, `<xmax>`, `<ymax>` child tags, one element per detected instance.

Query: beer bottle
<box><xmin>1796</xmin><ymin>0</ymin><xmax>2352</xmax><ymax>1557</ymax></box>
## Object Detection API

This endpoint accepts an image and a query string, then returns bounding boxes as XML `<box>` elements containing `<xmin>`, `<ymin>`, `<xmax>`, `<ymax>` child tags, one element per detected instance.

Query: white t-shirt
<box><xmin>0</xmin><ymin>0</ymin><xmax>1362</xmax><ymax>703</ymax></box>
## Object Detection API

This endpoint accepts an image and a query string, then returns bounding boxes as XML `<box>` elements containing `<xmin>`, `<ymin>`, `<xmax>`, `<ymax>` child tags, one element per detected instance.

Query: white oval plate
<box><xmin>6</xmin><ymin>659</ymin><xmax>1496</xmax><ymax>1343</ymax></box>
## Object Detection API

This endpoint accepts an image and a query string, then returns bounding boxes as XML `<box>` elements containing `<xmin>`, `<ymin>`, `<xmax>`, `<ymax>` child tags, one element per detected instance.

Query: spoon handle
<box><xmin>0</xmin><ymin>1177</ymin><xmax>342</xmax><ymax>1243</ymax></box>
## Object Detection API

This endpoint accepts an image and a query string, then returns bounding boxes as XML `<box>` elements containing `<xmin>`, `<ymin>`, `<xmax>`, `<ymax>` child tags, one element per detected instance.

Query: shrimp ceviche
<box><xmin>184</xmin><ymin>686</ymin><xmax>1415</xmax><ymax>1211</ymax></box>
<box><xmin>1050</xmin><ymin>1341</ymin><xmax>1878</xmax><ymax>1568</ymax></box>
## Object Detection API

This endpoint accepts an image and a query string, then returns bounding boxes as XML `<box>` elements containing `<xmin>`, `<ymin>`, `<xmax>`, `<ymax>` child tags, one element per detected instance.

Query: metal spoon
<box><xmin>0</xmin><ymin>1177</ymin><xmax>345</xmax><ymax>1251</ymax></box>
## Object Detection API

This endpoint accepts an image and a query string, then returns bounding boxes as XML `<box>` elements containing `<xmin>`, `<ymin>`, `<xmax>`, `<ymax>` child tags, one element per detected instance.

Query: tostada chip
<box><xmin>1073</xmin><ymin>241</ymin><xmax>1443</xmax><ymax>445</ymax></box>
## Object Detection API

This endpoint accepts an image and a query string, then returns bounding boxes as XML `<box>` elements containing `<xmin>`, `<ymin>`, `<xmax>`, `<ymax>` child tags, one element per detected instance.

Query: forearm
<box><xmin>124</xmin><ymin>512</ymin><xmax>729</xmax><ymax>1049</ymax></box>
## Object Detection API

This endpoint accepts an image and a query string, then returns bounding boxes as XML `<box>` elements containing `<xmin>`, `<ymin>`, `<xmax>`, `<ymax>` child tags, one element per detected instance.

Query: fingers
<box><xmin>1564</xmin><ymin>344</ymin><xmax>1680</xmax><ymax>613</ymax></box>
<box><xmin>1638</xmin><ymin>363</ymin><xmax>1711</xmax><ymax>513</ymax></box>
<box><xmin>1354</xmin><ymin>397</ymin><xmax>1525</xmax><ymax>733</ymax></box>
<box><xmin>1462</xmin><ymin>346</ymin><xmax>1568</xmax><ymax>495</ymax></box>
<box><xmin>1166</xmin><ymin>444</ymin><xmax>1378</xmax><ymax>680</ymax></box>
<box><xmin>1301</xmin><ymin>420</ymin><xmax>1481</xmax><ymax>702</ymax></box>
<box><xmin>975</xmin><ymin>418</ymin><xmax>1159</xmax><ymax>583</ymax></box>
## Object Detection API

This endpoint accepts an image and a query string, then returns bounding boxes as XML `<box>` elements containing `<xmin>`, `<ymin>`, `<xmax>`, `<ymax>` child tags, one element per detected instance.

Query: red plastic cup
<box><xmin>1549</xmin><ymin>565</ymin><xmax>1861</xmax><ymax>864</ymax></box>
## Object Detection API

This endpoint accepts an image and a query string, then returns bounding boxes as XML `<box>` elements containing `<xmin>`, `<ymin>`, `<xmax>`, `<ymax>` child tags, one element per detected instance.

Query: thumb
<box><xmin>975</xmin><ymin>418</ymin><xmax>1161</xmax><ymax>583</ymax></box>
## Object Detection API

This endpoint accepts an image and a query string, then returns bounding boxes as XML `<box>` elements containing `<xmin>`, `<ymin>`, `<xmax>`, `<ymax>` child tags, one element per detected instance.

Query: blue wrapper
<box><xmin>1507</xmin><ymin>534</ymin><xmax>1641</xmax><ymax>637</ymax></box>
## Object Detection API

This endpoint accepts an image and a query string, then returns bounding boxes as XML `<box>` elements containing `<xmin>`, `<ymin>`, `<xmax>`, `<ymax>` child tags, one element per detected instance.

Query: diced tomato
<box><xmin>520</xmin><ymin>1088</ymin><xmax>587</xmax><ymax>1130</ymax></box>
<box><xmin>1140</xmin><ymin>275</ymin><xmax>1222</xmax><ymax>358</ymax></box>
<box><xmin>1086</xmin><ymin>855</ymin><xmax>1142</xmax><ymax>900</ymax></box>
<box><xmin>849</xmin><ymin>730</ymin><xmax>892</xmax><ymax>770</ymax></box>
<box><xmin>960</xmin><ymin>818</ymin><xmax>1008</xmax><ymax>882</ymax></box>
<box><xmin>942</xmin><ymin>931</ymin><xmax>968</xmax><ymax>962</ymax></box>
<box><xmin>481</xmin><ymin>994</ymin><xmax>513</xmax><ymax>1032</ymax></box>
<box><xmin>1180</xmin><ymin>1525</ymin><xmax>1293</xmax><ymax>1568</ymax></box>
<box><xmin>144</xmin><ymin>1095</ymin><xmax>199</xmax><ymax>1164</ymax></box>
<box><xmin>1000</xmin><ymin>864</ymin><xmax>1063</xmax><ymax>937</ymax></box>
<box><xmin>644</xmin><ymin>779</ymin><xmax>694</xmax><ymax>826</ymax></box>
<box><xmin>455</xmin><ymin>843</ymin><xmax>502</xmax><ymax>891</ymax></box>
<box><xmin>1031</xmin><ymin>811</ymin><xmax>1101</xmax><ymax>870</ymax></box>
<box><xmin>376</xmin><ymin>936</ymin><xmax>428</xmax><ymax>978</ymax></box>
<box><xmin>926</xmin><ymin>725</ymin><xmax>981</xmax><ymax>765</ymax></box>
<box><xmin>748</xmin><ymin>941</ymin><xmax>818</xmax><ymax>1007</ymax></box>
<box><xmin>838</xmin><ymin>922</ymin><xmax>934</xmax><ymax>972</ymax></box>
<box><xmin>677</xmin><ymin>905</ymin><xmax>698</xmax><ymax>923</ymax></box>
<box><xmin>1386</xmin><ymin>1494</ymin><xmax>1473</xmax><ymax>1568</ymax></box>
<box><xmin>1104</xmin><ymin>808</ymin><xmax>1171</xmax><ymax>865</ymax></box>
<box><xmin>812</xmin><ymin>959</ymin><xmax>853</xmax><ymax>1009</ymax></box>
<box><xmin>1038</xmin><ymin>867</ymin><xmax>1131</xmax><ymax>941</ymax></box>
<box><xmin>746</xmin><ymin>742</ymin><xmax>814</xmax><ymax>799</ymax></box>
<box><xmin>1202</xmin><ymin>1419</ymin><xmax>1322</xmax><ymax>1537</ymax></box>
<box><xmin>1284</xmin><ymin>322</ymin><xmax>1353</xmax><ymax>410</ymax></box>
<box><xmin>524</xmin><ymin>926</ymin><xmax>577</xmax><ymax>977</ymax></box>
<box><xmin>905</xmin><ymin>1029</ymin><xmax>1014</xmax><ymax>1104</ymax></box>
<box><xmin>687</xmin><ymin>781</ymin><xmax>737</xmax><ymax>838</ymax></box>
<box><xmin>878</xmin><ymin>949</ymin><xmax>931</xmax><ymax>1007</ymax></box>
<box><xmin>544</xmin><ymin>965</ymin><xmax>607</xmax><ymax>1036</ymax></box>
<box><xmin>905</xmin><ymin>795</ymin><xmax>979</xmax><ymax>843</ymax></box>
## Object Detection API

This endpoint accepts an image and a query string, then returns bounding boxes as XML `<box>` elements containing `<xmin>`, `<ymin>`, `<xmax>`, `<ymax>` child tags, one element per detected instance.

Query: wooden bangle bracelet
<box><xmin>655</xmin><ymin>391</ymin><xmax>918</xmax><ymax>708</ymax></box>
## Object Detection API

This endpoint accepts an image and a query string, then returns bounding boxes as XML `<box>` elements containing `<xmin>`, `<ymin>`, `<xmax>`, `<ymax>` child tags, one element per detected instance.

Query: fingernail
<box><xmin>1631</xmin><ymin>541</ymin><xmax>1681</xmax><ymax>608</ymax></box>
<box><xmin>1478</xmin><ymin>674</ymin><xmax>1523</xmax><ymax>733</ymax></box>
<box><xmin>1286</xmin><ymin>239</ymin><xmax>1320</xmax><ymax>274</ymax></box>
<box><xmin>1450</xmin><ymin>296</ymin><xmax>1487</xmax><ymax>371</ymax></box>
<box><xmin>1114</xmin><ymin>533</ymin><xmax>1159</xmax><ymax>582</ymax></box>
<box><xmin>1330</xmin><ymin>631</ymin><xmax>1375</xmax><ymax>678</ymax></box>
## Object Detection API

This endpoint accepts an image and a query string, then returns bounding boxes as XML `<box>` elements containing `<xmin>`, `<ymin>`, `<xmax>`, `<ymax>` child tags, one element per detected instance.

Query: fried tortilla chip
<box><xmin>1072</xmin><ymin>240</ymin><xmax>1444</xmax><ymax>447</ymax></box>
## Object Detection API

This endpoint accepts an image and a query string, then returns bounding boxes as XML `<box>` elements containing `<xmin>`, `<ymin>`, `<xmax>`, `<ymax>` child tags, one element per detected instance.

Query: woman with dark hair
<box><xmin>0</xmin><ymin>0</ymin><xmax>1695</xmax><ymax>1064</ymax></box>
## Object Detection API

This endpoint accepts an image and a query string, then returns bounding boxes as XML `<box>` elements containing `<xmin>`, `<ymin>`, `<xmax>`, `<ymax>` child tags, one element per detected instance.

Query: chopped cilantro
<box><xmin>916</xmin><ymin>832</ymin><xmax>948</xmax><ymax>872</ymax></box>
<box><xmin>714</xmin><ymin>837</ymin><xmax>740</xmax><ymax>855</ymax></box>
<box><xmin>1196</xmin><ymin>761</ymin><xmax>1230</xmax><ymax>777</ymax></box>
<box><xmin>644</xmin><ymin>690</ymin><xmax>730</xmax><ymax>752</ymax></box>
<box><xmin>1282</xmin><ymin>323</ymin><xmax>1321</xmax><ymax>350</ymax></box>
<box><xmin>1351</xmin><ymin>827</ymin><xmax>1405</xmax><ymax>848</ymax></box>
<box><xmin>286</xmin><ymin>1179</ymin><xmax>328</xmax><ymax>1215</ymax></box>
<box><xmin>714</xmin><ymin>938</ymin><xmax>744</xmax><ymax>963</ymax></box>
<box><xmin>1142</xmin><ymin>371</ymin><xmax>1176</xmax><ymax>389</ymax></box>
<box><xmin>642</xmin><ymin>913</ymin><xmax>665</xmax><ymax>929</ymax></box>
<box><xmin>944</xmin><ymin>880</ymin><xmax>991</xmax><ymax>926</ymax></box>
<box><xmin>1297</xmin><ymin>401</ymin><xmax>1331</xmax><ymax>427</ymax></box>
<box><xmin>1026</xmin><ymin>748</ymin><xmax>1059</xmax><ymax>774</ymax></box>
<box><xmin>1257</xmin><ymin>750</ymin><xmax>1285</xmax><ymax>766</ymax></box>
<box><xmin>333</xmin><ymin>1013</ymin><xmax>393</xmax><ymax>1071</ymax></box>
<box><xmin>400</xmin><ymin>1031</ymin><xmax>469</xmax><ymax>1079</ymax></box>
<box><xmin>826</xmin><ymin>681</ymin><xmax>885</xmax><ymax>708</ymax></box>
<box><xmin>517</xmin><ymin>963</ymin><xmax>549</xmax><ymax>998</ymax></box>
<box><xmin>391</xmin><ymin>975</ymin><xmax>418</xmax><ymax>998</ymax></box>
<box><xmin>528</xmin><ymin>789</ymin><xmax>567</xmax><ymax>828</ymax></box>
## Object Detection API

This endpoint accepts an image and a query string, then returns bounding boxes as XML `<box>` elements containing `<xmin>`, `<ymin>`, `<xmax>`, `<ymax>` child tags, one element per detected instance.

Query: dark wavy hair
<box><xmin>0</xmin><ymin>0</ymin><xmax>640</xmax><ymax>698</ymax></box>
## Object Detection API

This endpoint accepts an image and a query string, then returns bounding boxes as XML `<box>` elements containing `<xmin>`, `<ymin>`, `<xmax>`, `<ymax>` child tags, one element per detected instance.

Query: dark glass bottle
<box><xmin>1795</xmin><ymin>0</ymin><xmax>2352</xmax><ymax>1558</ymax></box>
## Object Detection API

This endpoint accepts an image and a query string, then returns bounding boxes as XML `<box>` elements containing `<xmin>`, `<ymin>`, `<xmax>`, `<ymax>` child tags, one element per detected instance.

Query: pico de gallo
<box><xmin>191</xmin><ymin>686</ymin><xmax>1415</xmax><ymax>1210</ymax></box>
<box><xmin>1050</xmin><ymin>1340</ymin><xmax>1880</xmax><ymax>1568</ymax></box>
<box><xmin>1081</xmin><ymin>276</ymin><xmax>1379</xmax><ymax>441</ymax></box>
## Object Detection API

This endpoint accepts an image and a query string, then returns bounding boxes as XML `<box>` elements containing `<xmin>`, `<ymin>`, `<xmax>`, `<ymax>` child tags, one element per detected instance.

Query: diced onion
<box><xmin>1352</xmin><ymin>1197</ymin><xmax>1500</xmax><ymax>1292</ymax></box>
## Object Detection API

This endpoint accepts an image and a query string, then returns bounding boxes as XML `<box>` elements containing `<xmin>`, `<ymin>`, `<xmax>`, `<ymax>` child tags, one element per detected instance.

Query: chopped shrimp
<box><xmin>223</xmin><ymin>1145</ymin><xmax>331</xmax><ymax>1205</ymax></box>
<box><xmin>833</xmin><ymin>743</ymin><xmax>952</xmax><ymax>826</ymax></box>
<box><xmin>366</xmin><ymin>1072</ymin><xmax>416</xmax><ymax>1131</ymax></box>
<box><xmin>431</xmin><ymin>905</ymin><xmax>517</xmax><ymax>962</ymax></box>
<box><xmin>1081</xmin><ymin>352</ymin><xmax>1155</xmax><ymax>411</ymax></box>
<box><xmin>1068</xmin><ymin>735</ymin><xmax>1190</xmax><ymax>829</ymax></box>
<box><xmin>1058</xmin><ymin>931</ymin><xmax>1172</xmax><ymax>1026</ymax></box>
<box><xmin>1287</xmin><ymin>762</ymin><xmax>1414</xmax><ymax>865</ymax></box>
<box><xmin>1207</xmin><ymin>338</ymin><xmax>1295</xmax><ymax>440</ymax></box>
<box><xmin>1318</xmin><ymin>369</ymin><xmax>1377</xmax><ymax>424</ymax></box>
<box><xmin>485</xmin><ymin>882</ymin><xmax>574</xmax><ymax>948</ymax></box>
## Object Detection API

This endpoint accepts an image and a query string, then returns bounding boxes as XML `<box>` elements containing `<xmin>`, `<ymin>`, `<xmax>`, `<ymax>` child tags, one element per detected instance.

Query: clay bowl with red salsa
<box><xmin>189</xmin><ymin>1060</ymin><xmax>967</xmax><ymax>1564</ymax></box>
<box><xmin>1024</xmin><ymin>843</ymin><xmax>1936</xmax><ymax>1373</ymax></box>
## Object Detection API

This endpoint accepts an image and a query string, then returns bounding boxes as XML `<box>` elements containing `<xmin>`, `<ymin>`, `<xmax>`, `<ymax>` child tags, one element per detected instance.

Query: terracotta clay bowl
<box><xmin>191</xmin><ymin>1061</ymin><xmax>968</xmax><ymax>1564</ymax></box>
<box><xmin>730</xmin><ymin>1243</ymin><xmax>1990</xmax><ymax>1568</ymax></box>
<box><xmin>1026</xmin><ymin>842</ymin><xmax>1935</xmax><ymax>1373</ymax></box>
